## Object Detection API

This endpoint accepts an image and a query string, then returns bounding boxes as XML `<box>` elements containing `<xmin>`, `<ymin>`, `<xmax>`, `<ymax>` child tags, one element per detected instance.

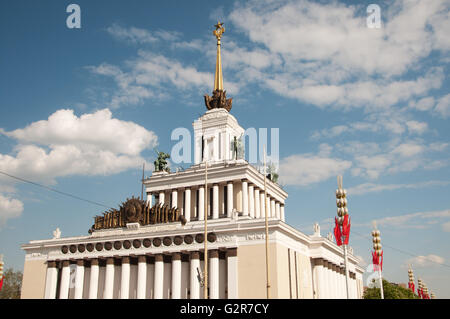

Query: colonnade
<box><xmin>148</xmin><ymin>179</ymin><xmax>285</xmax><ymax>222</ymax></box>
<box><xmin>44</xmin><ymin>248</ymin><xmax>238</xmax><ymax>299</ymax></box>
<box><xmin>312</xmin><ymin>258</ymin><xmax>360</xmax><ymax>299</ymax></box>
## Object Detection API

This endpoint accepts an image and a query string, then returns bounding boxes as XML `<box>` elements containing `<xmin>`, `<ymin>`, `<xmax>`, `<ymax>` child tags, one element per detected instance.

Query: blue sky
<box><xmin>0</xmin><ymin>0</ymin><xmax>449</xmax><ymax>297</ymax></box>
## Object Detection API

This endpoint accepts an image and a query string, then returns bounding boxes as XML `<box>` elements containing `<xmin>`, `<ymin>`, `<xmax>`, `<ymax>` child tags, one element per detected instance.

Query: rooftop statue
<box><xmin>154</xmin><ymin>150</ymin><xmax>170</xmax><ymax>173</ymax></box>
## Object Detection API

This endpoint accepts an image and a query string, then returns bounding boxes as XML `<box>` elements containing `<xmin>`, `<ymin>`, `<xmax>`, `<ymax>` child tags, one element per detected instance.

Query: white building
<box><xmin>20</xmin><ymin>22</ymin><xmax>364</xmax><ymax>299</ymax></box>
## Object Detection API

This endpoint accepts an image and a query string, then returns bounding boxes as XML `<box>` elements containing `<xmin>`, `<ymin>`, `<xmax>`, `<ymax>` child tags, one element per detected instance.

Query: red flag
<box><xmin>334</xmin><ymin>217</ymin><xmax>342</xmax><ymax>246</ymax></box>
<box><xmin>0</xmin><ymin>276</ymin><xmax>4</xmax><ymax>291</ymax></box>
<box><xmin>408</xmin><ymin>282</ymin><xmax>415</xmax><ymax>294</ymax></box>
<box><xmin>342</xmin><ymin>215</ymin><xmax>351</xmax><ymax>245</ymax></box>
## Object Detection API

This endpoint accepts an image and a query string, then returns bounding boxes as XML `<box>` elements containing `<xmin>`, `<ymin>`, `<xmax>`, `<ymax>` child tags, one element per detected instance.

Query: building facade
<box><xmin>20</xmin><ymin>22</ymin><xmax>364</xmax><ymax>299</ymax></box>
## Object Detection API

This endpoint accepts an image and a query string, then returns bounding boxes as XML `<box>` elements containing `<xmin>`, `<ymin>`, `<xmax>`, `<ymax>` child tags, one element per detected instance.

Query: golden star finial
<box><xmin>213</xmin><ymin>21</ymin><xmax>225</xmax><ymax>40</ymax></box>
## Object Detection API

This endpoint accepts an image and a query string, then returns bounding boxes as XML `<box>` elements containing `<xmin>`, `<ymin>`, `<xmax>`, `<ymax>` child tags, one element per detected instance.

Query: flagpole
<box><xmin>263</xmin><ymin>145</ymin><xmax>271</xmax><ymax>299</ymax></box>
<box><xmin>141</xmin><ymin>163</ymin><xmax>145</xmax><ymax>201</ymax></box>
<box><xmin>204</xmin><ymin>157</ymin><xmax>208</xmax><ymax>299</ymax></box>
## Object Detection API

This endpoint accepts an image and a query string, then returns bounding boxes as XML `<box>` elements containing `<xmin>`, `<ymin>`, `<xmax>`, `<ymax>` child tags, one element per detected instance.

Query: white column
<box><xmin>333</xmin><ymin>265</ymin><xmax>339</xmax><ymax>299</ymax></box>
<box><xmin>281</xmin><ymin>204</ymin><xmax>285</xmax><ymax>222</ymax></box>
<box><xmin>209</xmin><ymin>250</ymin><xmax>219</xmax><ymax>299</ymax></box>
<box><xmin>275</xmin><ymin>202</ymin><xmax>280</xmax><ymax>219</ymax></box>
<box><xmin>340</xmin><ymin>268</ymin><xmax>345</xmax><ymax>299</ymax></box>
<box><xmin>171</xmin><ymin>189</ymin><xmax>178</xmax><ymax>208</ymax></box>
<box><xmin>270</xmin><ymin>198</ymin><xmax>276</xmax><ymax>218</ymax></box>
<box><xmin>74</xmin><ymin>260</ymin><xmax>85</xmax><ymax>299</ymax></box>
<box><xmin>184</xmin><ymin>188</ymin><xmax>191</xmax><ymax>222</ymax></box>
<box><xmin>147</xmin><ymin>192</ymin><xmax>153</xmax><ymax>207</ymax></box>
<box><xmin>227</xmin><ymin>181</ymin><xmax>233</xmax><ymax>217</ymax></box>
<box><xmin>198</xmin><ymin>186</ymin><xmax>205</xmax><ymax>221</ymax></box>
<box><xmin>248</xmin><ymin>184</ymin><xmax>255</xmax><ymax>218</ymax></box>
<box><xmin>325</xmin><ymin>262</ymin><xmax>333</xmax><ymax>299</ymax></box>
<box><xmin>154</xmin><ymin>254</ymin><xmax>164</xmax><ymax>299</ymax></box>
<box><xmin>190</xmin><ymin>252</ymin><xmax>200</xmax><ymax>299</ymax></box>
<box><xmin>213</xmin><ymin>184</ymin><xmax>219</xmax><ymax>219</ymax></box>
<box><xmin>265</xmin><ymin>195</ymin><xmax>271</xmax><ymax>218</ymax></box>
<box><xmin>120</xmin><ymin>257</ymin><xmax>130</xmax><ymax>299</ymax></box>
<box><xmin>314</xmin><ymin>259</ymin><xmax>325</xmax><ymax>299</ymax></box>
<box><xmin>241</xmin><ymin>179</ymin><xmax>248</xmax><ymax>216</ymax></box>
<box><xmin>59</xmin><ymin>260</ymin><xmax>70</xmax><ymax>299</ymax></box>
<box><xmin>254</xmin><ymin>188</ymin><xmax>260</xmax><ymax>219</ymax></box>
<box><xmin>137</xmin><ymin>256</ymin><xmax>147</xmax><ymax>299</ymax></box>
<box><xmin>89</xmin><ymin>259</ymin><xmax>99</xmax><ymax>299</ymax></box>
<box><xmin>227</xmin><ymin>248</ymin><xmax>238</xmax><ymax>298</ymax></box>
<box><xmin>171</xmin><ymin>253</ymin><xmax>182</xmax><ymax>299</ymax></box>
<box><xmin>159</xmin><ymin>191</ymin><xmax>165</xmax><ymax>205</ymax></box>
<box><xmin>103</xmin><ymin>257</ymin><xmax>115</xmax><ymax>299</ymax></box>
<box><xmin>44</xmin><ymin>261</ymin><xmax>58</xmax><ymax>299</ymax></box>
<box><xmin>260</xmin><ymin>191</ymin><xmax>265</xmax><ymax>219</ymax></box>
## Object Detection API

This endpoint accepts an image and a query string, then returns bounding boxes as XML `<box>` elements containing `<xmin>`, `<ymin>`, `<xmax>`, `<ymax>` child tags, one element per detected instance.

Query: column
<box><xmin>74</xmin><ymin>260</ymin><xmax>85</xmax><ymax>299</ymax></box>
<box><xmin>190</xmin><ymin>251</ymin><xmax>200</xmax><ymax>299</ymax></box>
<box><xmin>44</xmin><ymin>261</ymin><xmax>58</xmax><ymax>299</ymax></box>
<box><xmin>103</xmin><ymin>257</ymin><xmax>115</xmax><ymax>299</ymax></box>
<box><xmin>184</xmin><ymin>188</ymin><xmax>191</xmax><ymax>222</ymax></box>
<box><xmin>137</xmin><ymin>256</ymin><xmax>147</xmax><ymax>299</ymax></box>
<box><xmin>59</xmin><ymin>260</ymin><xmax>70</xmax><ymax>299</ymax></box>
<box><xmin>248</xmin><ymin>184</ymin><xmax>255</xmax><ymax>218</ymax></box>
<box><xmin>260</xmin><ymin>190</ymin><xmax>265</xmax><ymax>219</ymax></box>
<box><xmin>159</xmin><ymin>191</ymin><xmax>165</xmax><ymax>205</ymax></box>
<box><xmin>270</xmin><ymin>198</ymin><xmax>276</xmax><ymax>218</ymax></box>
<box><xmin>275</xmin><ymin>202</ymin><xmax>280</xmax><ymax>219</ymax></box>
<box><xmin>241</xmin><ymin>179</ymin><xmax>248</xmax><ymax>216</ymax></box>
<box><xmin>120</xmin><ymin>257</ymin><xmax>130</xmax><ymax>299</ymax></box>
<box><xmin>280</xmin><ymin>204</ymin><xmax>285</xmax><ymax>222</ymax></box>
<box><xmin>171</xmin><ymin>253</ymin><xmax>182</xmax><ymax>299</ymax></box>
<box><xmin>209</xmin><ymin>250</ymin><xmax>219</xmax><ymax>299</ymax></box>
<box><xmin>171</xmin><ymin>189</ymin><xmax>178</xmax><ymax>208</ymax></box>
<box><xmin>254</xmin><ymin>188</ymin><xmax>260</xmax><ymax>219</ymax></box>
<box><xmin>89</xmin><ymin>259</ymin><xmax>99</xmax><ymax>299</ymax></box>
<box><xmin>332</xmin><ymin>264</ymin><xmax>338</xmax><ymax>299</ymax></box>
<box><xmin>147</xmin><ymin>192</ymin><xmax>153</xmax><ymax>207</ymax></box>
<box><xmin>154</xmin><ymin>254</ymin><xmax>164</xmax><ymax>299</ymax></box>
<box><xmin>213</xmin><ymin>184</ymin><xmax>219</xmax><ymax>219</ymax></box>
<box><xmin>227</xmin><ymin>181</ymin><xmax>233</xmax><ymax>217</ymax></box>
<box><xmin>265</xmin><ymin>195</ymin><xmax>271</xmax><ymax>218</ymax></box>
<box><xmin>227</xmin><ymin>248</ymin><xmax>238</xmax><ymax>298</ymax></box>
<box><xmin>326</xmin><ymin>262</ymin><xmax>333</xmax><ymax>299</ymax></box>
<box><xmin>313</xmin><ymin>258</ymin><xmax>325</xmax><ymax>299</ymax></box>
<box><xmin>198</xmin><ymin>186</ymin><xmax>205</xmax><ymax>221</ymax></box>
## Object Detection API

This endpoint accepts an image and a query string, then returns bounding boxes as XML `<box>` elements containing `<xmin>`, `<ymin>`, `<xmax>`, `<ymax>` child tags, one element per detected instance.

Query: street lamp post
<box><xmin>408</xmin><ymin>266</ymin><xmax>415</xmax><ymax>294</ymax></box>
<box><xmin>0</xmin><ymin>254</ymin><xmax>4</xmax><ymax>292</ymax></box>
<box><xmin>371</xmin><ymin>226</ymin><xmax>384</xmax><ymax>299</ymax></box>
<box><xmin>333</xmin><ymin>175</ymin><xmax>351</xmax><ymax>299</ymax></box>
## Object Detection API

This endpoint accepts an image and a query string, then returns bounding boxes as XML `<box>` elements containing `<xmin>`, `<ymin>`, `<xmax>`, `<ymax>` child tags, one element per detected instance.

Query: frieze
<box><xmin>245</xmin><ymin>233</ymin><xmax>266</xmax><ymax>241</ymax></box>
<box><xmin>217</xmin><ymin>234</ymin><xmax>236</xmax><ymax>242</ymax></box>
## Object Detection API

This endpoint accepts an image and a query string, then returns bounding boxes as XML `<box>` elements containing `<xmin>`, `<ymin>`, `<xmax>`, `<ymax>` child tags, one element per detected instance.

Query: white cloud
<box><xmin>0</xmin><ymin>193</ymin><xmax>23</xmax><ymax>226</ymax></box>
<box><xmin>0</xmin><ymin>109</ymin><xmax>158</xmax><ymax>184</ymax></box>
<box><xmin>442</xmin><ymin>222</ymin><xmax>450</xmax><ymax>232</ymax></box>
<box><xmin>407</xmin><ymin>254</ymin><xmax>445</xmax><ymax>268</ymax></box>
<box><xmin>368</xmin><ymin>209</ymin><xmax>450</xmax><ymax>229</ymax></box>
<box><xmin>279</xmin><ymin>147</ymin><xmax>352</xmax><ymax>186</ymax></box>
<box><xmin>106</xmin><ymin>24</ymin><xmax>180</xmax><ymax>44</ymax></box>
<box><xmin>409</xmin><ymin>96</ymin><xmax>435</xmax><ymax>111</ymax></box>
<box><xmin>406</xmin><ymin>121</ymin><xmax>428</xmax><ymax>135</ymax></box>
<box><xmin>89</xmin><ymin>51</ymin><xmax>216</xmax><ymax>108</ymax></box>
<box><xmin>435</xmin><ymin>93</ymin><xmax>450</xmax><ymax>118</ymax></box>
<box><xmin>348</xmin><ymin>180</ymin><xmax>450</xmax><ymax>196</ymax></box>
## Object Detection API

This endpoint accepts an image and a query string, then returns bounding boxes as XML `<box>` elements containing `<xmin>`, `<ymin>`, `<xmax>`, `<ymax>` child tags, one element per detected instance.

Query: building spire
<box><xmin>213</xmin><ymin>21</ymin><xmax>225</xmax><ymax>91</ymax></box>
<box><xmin>204</xmin><ymin>21</ymin><xmax>233</xmax><ymax>112</ymax></box>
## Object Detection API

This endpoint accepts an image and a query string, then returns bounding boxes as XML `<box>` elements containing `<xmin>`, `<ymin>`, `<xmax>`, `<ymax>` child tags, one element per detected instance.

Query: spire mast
<box><xmin>213</xmin><ymin>21</ymin><xmax>225</xmax><ymax>91</ymax></box>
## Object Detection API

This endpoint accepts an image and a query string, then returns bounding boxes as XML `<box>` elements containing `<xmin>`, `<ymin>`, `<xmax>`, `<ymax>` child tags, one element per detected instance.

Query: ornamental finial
<box><xmin>204</xmin><ymin>20</ymin><xmax>233</xmax><ymax>112</ymax></box>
